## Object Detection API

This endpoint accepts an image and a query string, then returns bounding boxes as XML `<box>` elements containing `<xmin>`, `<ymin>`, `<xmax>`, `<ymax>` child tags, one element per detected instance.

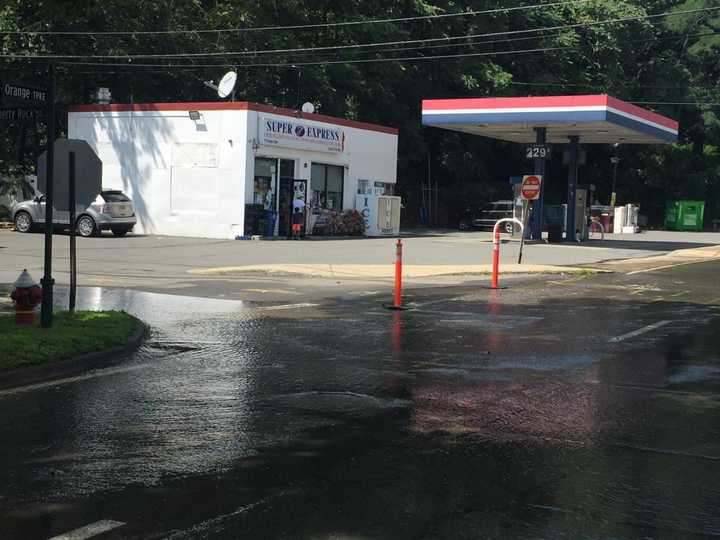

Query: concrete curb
<box><xmin>596</xmin><ymin>244</ymin><xmax>720</xmax><ymax>272</ymax></box>
<box><xmin>0</xmin><ymin>318</ymin><xmax>148</xmax><ymax>390</ymax></box>
<box><xmin>188</xmin><ymin>263</ymin><xmax>605</xmax><ymax>280</ymax></box>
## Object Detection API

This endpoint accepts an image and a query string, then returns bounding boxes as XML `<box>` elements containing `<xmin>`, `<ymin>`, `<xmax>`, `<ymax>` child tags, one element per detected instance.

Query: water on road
<box><xmin>2</xmin><ymin>264</ymin><xmax>720</xmax><ymax>539</ymax></box>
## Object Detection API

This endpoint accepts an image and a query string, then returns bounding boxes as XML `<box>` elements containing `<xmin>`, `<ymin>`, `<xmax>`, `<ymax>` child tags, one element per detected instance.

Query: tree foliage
<box><xmin>1</xmin><ymin>0</ymin><xmax>719</xmax><ymax>226</ymax></box>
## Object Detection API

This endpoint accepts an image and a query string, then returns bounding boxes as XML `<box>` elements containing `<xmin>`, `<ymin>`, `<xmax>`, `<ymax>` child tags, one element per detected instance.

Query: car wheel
<box><xmin>458</xmin><ymin>220</ymin><xmax>469</xmax><ymax>231</ymax></box>
<box><xmin>111</xmin><ymin>227</ymin><xmax>129</xmax><ymax>237</ymax></box>
<box><xmin>14</xmin><ymin>211</ymin><xmax>33</xmax><ymax>233</ymax></box>
<box><xmin>76</xmin><ymin>215</ymin><xmax>97</xmax><ymax>237</ymax></box>
<box><xmin>504</xmin><ymin>222</ymin><xmax>514</xmax><ymax>234</ymax></box>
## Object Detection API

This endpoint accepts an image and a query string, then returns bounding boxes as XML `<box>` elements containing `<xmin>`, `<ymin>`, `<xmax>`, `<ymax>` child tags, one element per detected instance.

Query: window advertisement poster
<box><xmin>260</xmin><ymin>115</ymin><xmax>345</xmax><ymax>153</ymax></box>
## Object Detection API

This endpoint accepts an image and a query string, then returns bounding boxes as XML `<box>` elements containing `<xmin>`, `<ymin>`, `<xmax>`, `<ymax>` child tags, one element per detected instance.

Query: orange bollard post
<box><xmin>491</xmin><ymin>225</ymin><xmax>500</xmax><ymax>289</ymax></box>
<box><xmin>394</xmin><ymin>239</ymin><xmax>403</xmax><ymax>308</ymax></box>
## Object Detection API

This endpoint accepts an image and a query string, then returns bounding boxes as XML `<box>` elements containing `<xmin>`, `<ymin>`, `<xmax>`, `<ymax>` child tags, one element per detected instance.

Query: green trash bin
<box><xmin>665</xmin><ymin>200</ymin><xmax>705</xmax><ymax>231</ymax></box>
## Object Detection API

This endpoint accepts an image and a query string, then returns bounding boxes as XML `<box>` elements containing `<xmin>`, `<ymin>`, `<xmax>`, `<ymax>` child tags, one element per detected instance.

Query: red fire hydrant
<box><xmin>10</xmin><ymin>269</ymin><xmax>43</xmax><ymax>325</ymax></box>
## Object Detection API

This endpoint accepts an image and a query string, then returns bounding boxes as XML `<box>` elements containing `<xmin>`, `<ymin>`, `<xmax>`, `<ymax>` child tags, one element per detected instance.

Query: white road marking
<box><xmin>609</xmin><ymin>320</ymin><xmax>671</xmax><ymax>343</ymax></box>
<box><xmin>0</xmin><ymin>363</ymin><xmax>154</xmax><ymax>398</ymax></box>
<box><xmin>48</xmin><ymin>519</ymin><xmax>125</xmax><ymax>540</ymax></box>
<box><xmin>166</xmin><ymin>493</ymin><xmax>284</xmax><ymax>539</ymax></box>
<box><xmin>627</xmin><ymin>260</ymin><xmax>708</xmax><ymax>275</ymax></box>
<box><xmin>150</xmin><ymin>340</ymin><xmax>225</xmax><ymax>345</ymax></box>
<box><xmin>351</xmin><ymin>290</ymin><xmax>381</xmax><ymax>296</ymax></box>
<box><xmin>259</xmin><ymin>302</ymin><xmax>319</xmax><ymax>311</ymax></box>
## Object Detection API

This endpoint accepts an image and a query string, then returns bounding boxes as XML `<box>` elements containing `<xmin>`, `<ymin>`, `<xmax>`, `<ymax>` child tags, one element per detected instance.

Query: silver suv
<box><xmin>12</xmin><ymin>189</ymin><xmax>137</xmax><ymax>237</ymax></box>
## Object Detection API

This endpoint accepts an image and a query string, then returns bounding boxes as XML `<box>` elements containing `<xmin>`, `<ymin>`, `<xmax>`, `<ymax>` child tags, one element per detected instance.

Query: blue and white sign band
<box><xmin>260</xmin><ymin>115</ymin><xmax>345</xmax><ymax>153</ymax></box>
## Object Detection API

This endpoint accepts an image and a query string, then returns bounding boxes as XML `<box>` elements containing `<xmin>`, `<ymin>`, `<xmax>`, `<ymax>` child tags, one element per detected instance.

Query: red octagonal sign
<box><xmin>521</xmin><ymin>175</ymin><xmax>543</xmax><ymax>200</ymax></box>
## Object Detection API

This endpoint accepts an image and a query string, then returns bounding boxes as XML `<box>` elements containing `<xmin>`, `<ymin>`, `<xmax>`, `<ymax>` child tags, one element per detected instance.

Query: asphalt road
<box><xmin>2</xmin><ymin>230</ymin><xmax>719</xmax><ymax>300</ymax></box>
<box><xmin>1</xmin><ymin>259</ymin><xmax>720</xmax><ymax>538</ymax></box>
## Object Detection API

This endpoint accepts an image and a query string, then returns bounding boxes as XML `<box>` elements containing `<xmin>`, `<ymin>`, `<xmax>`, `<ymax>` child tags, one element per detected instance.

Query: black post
<box><xmin>530</xmin><ymin>127</ymin><xmax>547</xmax><ymax>239</ymax></box>
<box><xmin>610</xmin><ymin>144</ymin><xmax>620</xmax><ymax>207</ymax></box>
<box><xmin>69</xmin><ymin>151</ymin><xmax>77</xmax><ymax>313</ymax></box>
<box><xmin>566</xmin><ymin>136</ymin><xmax>580</xmax><ymax>242</ymax></box>
<box><xmin>40</xmin><ymin>63</ymin><xmax>56</xmax><ymax>328</ymax></box>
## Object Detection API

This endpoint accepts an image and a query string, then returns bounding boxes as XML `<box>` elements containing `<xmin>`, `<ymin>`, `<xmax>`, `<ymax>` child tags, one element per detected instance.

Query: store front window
<box><xmin>254</xmin><ymin>157</ymin><xmax>276</xmax><ymax>210</ymax></box>
<box><xmin>311</xmin><ymin>163</ymin><xmax>344</xmax><ymax>211</ymax></box>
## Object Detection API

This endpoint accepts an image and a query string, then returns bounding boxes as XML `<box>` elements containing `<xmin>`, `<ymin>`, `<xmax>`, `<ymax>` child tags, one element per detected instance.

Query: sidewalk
<box><xmin>1</xmin><ymin>230</ymin><xmax>719</xmax><ymax>292</ymax></box>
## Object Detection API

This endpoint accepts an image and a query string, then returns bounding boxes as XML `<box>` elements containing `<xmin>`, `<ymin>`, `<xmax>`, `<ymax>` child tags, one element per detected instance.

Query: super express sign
<box><xmin>261</xmin><ymin>116</ymin><xmax>344</xmax><ymax>153</ymax></box>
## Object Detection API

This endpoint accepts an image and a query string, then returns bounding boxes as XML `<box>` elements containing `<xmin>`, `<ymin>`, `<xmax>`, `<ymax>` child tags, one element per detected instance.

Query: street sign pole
<box><xmin>518</xmin><ymin>199</ymin><xmax>531</xmax><ymax>264</ymax></box>
<box><xmin>68</xmin><ymin>151</ymin><xmax>77</xmax><ymax>313</ymax></box>
<box><xmin>40</xmin><ymin>64</ymin><xmax>56</xmax><ymax>328</ymax></box>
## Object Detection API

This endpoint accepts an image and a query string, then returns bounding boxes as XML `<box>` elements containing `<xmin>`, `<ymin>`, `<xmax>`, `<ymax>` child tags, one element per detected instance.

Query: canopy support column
<box><xmin>566</xmin><ymin>135</ymin><xmax>579</xmax><ymax>242</ymax></box>
<box><xmin>530</xmin><ymin>127</ymin><xmax>547</xmax><ymax>239</ymax></box>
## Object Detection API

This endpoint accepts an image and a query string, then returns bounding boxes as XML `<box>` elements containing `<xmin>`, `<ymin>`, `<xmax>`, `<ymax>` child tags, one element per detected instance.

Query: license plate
<box><xmin>113</xmin><ymin>203</ymin><xmax>131</xmax><ymax>217</ymax></box>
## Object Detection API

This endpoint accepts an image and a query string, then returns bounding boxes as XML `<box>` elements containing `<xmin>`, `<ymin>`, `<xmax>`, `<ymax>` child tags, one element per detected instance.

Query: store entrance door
<box><xmin>278</xmin><ymin>178</ymin><xmax>294</xmax><ymax>238</ymax></box>
<box><xmin>279</xmin><ymin>178</ymin><xmax>308</xmax><ymax>238</ymax></box>
<box><xmin>277</xmin><ymin>160</ymin><xmax>296</xmax><ymax>238</ymax></box>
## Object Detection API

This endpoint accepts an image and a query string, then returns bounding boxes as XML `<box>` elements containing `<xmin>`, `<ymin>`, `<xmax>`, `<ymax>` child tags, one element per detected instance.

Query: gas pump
<box><xmin>574</xmin><ymin>188</ymin><xmax>588</xmax><ymax>240</ymax></box>
<box><xmin>573</xmin><ymin>185</ymin><xmax>594</xmax><ymax>241</ymax></box>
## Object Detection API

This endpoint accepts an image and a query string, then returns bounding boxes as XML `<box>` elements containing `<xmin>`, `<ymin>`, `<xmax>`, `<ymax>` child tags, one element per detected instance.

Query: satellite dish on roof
<box><xmin>301</xmin><ymin>102</ymin><xmax>315</xmax><ymax>114</ymax></box>
<box><xmin>217</xmin><ymin>71</ymin><xmax>237</xmax><ymax>99</ymax></box>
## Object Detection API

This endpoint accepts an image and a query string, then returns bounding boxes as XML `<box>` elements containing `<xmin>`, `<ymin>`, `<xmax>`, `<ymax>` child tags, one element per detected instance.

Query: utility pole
<box><xmin>40</xmin><ymin>63</ymin><xmax>56</xmax><ymax>328</ymax></box>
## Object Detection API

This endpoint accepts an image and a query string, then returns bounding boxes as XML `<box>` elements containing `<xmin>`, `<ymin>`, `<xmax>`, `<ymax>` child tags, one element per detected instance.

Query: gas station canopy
<box><xmin>421</xmin><ymin>94</ymin><xmax>678</xmax><ymax>144</ymax></box>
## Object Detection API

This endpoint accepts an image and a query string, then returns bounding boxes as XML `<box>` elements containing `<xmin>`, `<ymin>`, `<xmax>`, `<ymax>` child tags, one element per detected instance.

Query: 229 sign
<box><xmin>525</xmin><ymin>145</ymin><xmax>551</xmax><ymax>160</ymax></box>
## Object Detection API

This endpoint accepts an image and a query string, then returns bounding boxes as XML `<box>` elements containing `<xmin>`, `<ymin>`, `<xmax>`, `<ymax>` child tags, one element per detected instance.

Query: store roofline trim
<box><xmin>67</xmin><ymin>101</ymin><xmax>399</xmax><ymax>136</ymax></box>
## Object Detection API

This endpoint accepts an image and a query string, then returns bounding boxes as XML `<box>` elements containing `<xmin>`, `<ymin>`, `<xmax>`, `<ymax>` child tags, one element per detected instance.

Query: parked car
<box><xmin>12</xmin><ymin>189</ymin><xmax>137</xmax><ymax>237</ymax></box>
<box><xmin>0</xmin><ymin>177</ymin><xmax>37</xmax><ymax>220</ymax></box>
<box><xmin>458</xmin><ymin>200</ymin><xmax>515</xmax><ymax>233</ymax></box>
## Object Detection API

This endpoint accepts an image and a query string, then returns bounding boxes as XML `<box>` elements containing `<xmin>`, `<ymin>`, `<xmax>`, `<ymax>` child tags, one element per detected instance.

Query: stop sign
<box><xmin>521</xmin><ymin>175</ymin><xmax>542</xmax><ymax>200</ymax></box>
<box><xmin>38</xmin><ymin>139</ymin><xmax>102</xmax><ymax>211</ymax></box>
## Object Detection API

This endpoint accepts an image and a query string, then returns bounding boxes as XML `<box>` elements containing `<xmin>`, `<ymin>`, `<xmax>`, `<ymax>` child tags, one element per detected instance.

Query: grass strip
<box><xmin>0</xmin><ymin>310</ymin><xmax>139</xmax><ymax>371</ymax></box>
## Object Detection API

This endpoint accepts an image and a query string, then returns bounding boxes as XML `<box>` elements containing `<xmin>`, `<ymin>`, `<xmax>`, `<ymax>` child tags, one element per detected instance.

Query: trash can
<box><xmin>544</xmin><ymin>204</ymin><xmax>566</xmax><ymax>242</ymax></box>
<box><xmin>547</xmin><ymin>223</ymin><xmax>563</xmax><ymax>242</ymax></box>
<box><xmin>665</xmin><ymin>200</ymin><xmax>705</xmax><ymax>231</ymax></box>
<box><xmin>244</xmin><ymin>204</ymin><xmax>264</xmax><ymax>235</ymax></box>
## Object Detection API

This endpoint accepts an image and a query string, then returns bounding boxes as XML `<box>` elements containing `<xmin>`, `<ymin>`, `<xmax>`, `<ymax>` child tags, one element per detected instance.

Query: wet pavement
<box><xmin>3</xmin><ymin>229</ymin><xmax>720</xmax><ymax>297</ymax></box>
<box><xmin>1</xmin><ymin>261</ymin><xmax>720</xmax><ymax>538</ymax></box>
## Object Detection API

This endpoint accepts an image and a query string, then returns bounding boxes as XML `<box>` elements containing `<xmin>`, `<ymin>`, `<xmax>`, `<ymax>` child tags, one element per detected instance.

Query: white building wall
<box><xmin>69</xmin><ymin>109</ymin><xmax>249</xmax><ymax>239</ymax></box>
<box><xmin>69</xmin><ymin>105</ymin><xmax>397</xmax><ymax>239</ymax></box>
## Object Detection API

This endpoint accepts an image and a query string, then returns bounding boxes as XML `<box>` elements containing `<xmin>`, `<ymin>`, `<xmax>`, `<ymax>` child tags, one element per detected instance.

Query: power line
<box><xmin>0</xmin><ymin>0</ymin><xmax>590</xmax><ymax>37</ymax></box>
<box><xmin>510</xmin><ymin>76</ymin><xmax>720</xmax><ymax>91</ymax></box>
<box><xmin>272</xmin><ymin>27</ymin><xmax>720</xmax><ymax>60</ymax></box>
<box><xmin>57</xmin><ymin>45</ymin><xmax>570</xmax><ymax>70</ymax></box>
<box><xmin>633</xmin><ymin>101</ymin><xmax>720</xmax><ymax>106</ymax></box>
<box><xmin>2</xmin><ymin>4</ymin><xmax>718</xmax><ymax>60</ymax></box>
